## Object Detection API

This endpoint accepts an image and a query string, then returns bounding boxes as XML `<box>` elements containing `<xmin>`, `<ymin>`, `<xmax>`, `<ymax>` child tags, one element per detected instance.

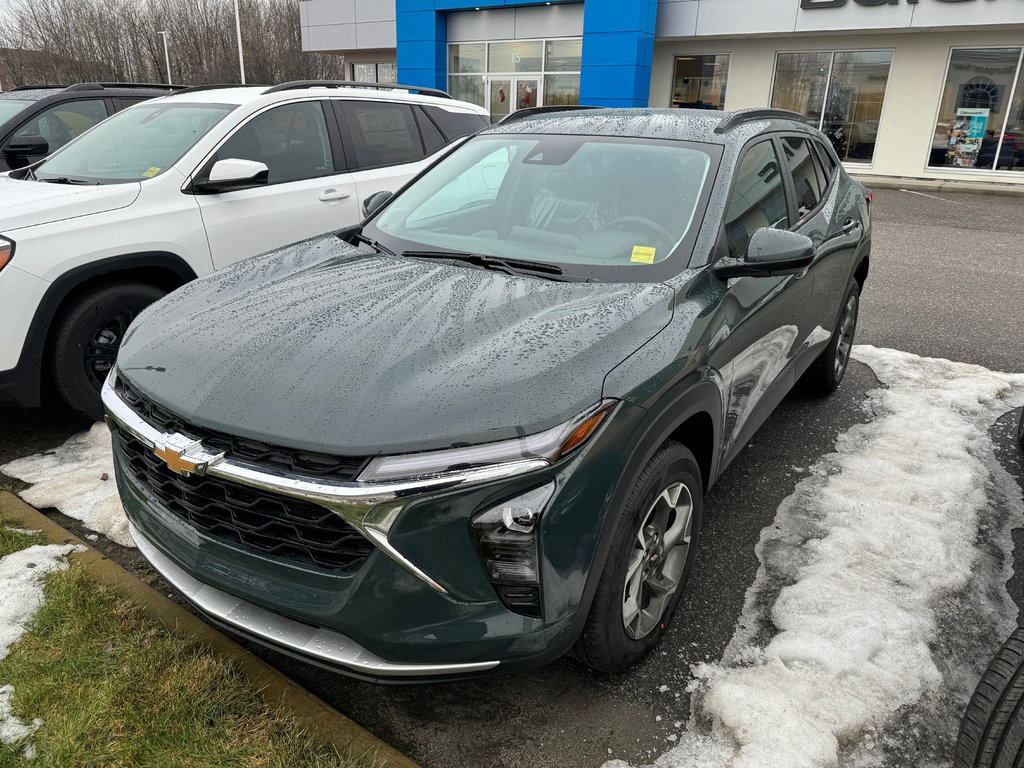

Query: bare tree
<box><xmin>0</xmin><ymin>0</ymin><xmax>344</xmax><ymax>87</ymax></box>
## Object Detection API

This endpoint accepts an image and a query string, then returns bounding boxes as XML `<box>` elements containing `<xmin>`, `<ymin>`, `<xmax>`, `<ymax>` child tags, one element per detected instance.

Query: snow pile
<box><xmin>0</xmin><ymin>541</ymin><xmax>82</xmax><ymax>758</ymax></box>
<box><xmin>608</xmin><ymin>346</ymin><xmax>1024</xmax><ymax>768</ymax></box>
<box><xmin>1</xmin><ymin>424</ymin><xmax>131</xmax><ymax>547</ymax></box>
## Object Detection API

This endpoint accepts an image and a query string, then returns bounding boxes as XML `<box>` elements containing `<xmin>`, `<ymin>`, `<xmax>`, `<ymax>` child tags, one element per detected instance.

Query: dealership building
<box><xmin>299</xmin><ymin>0</ymin><xmax>1024</xmax><ymax>184</ymax></box>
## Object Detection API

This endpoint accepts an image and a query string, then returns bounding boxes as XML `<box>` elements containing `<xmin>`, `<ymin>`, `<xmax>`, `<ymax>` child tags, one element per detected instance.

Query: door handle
<box><xmin>842</xmin><ymin>218</ymin><xmax>860</xmax><ymax>234</ymax></box>
<box><xmin>318</xmin><ymin>188</ymin><xmax>351</xmax><ymax>202</ymax></box>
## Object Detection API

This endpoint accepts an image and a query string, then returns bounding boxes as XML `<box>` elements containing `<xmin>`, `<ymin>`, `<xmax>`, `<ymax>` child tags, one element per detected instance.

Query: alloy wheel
<box><xmin>622</xmin><ymin>481</ymin><xmax>694</xmax><ymax>640</ymax></box>
<box><xmin>84</xmin><ymin>308</ymin><xmax>139</xmax><ymax>391</ymax></box>
<box><xmin>834</xmin><ymin>292</ymin><xmax>858</xmax><ymax>380</ymax></box>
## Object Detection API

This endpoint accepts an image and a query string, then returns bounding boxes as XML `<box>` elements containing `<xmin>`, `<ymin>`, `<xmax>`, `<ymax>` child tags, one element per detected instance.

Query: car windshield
<box><xmin>34</xmin><ymin>102</ymin><xmax>237</xmax><ymax>183</ymax></box>
<box><xmin>367</xmin><ymin>134</ymin><xmax>715</xmax><ymax>280</ymax></box>
<box><xmin>0</xmin><ymin>99</ymin><xmax>34</xmax><ymax>124</ymax></box>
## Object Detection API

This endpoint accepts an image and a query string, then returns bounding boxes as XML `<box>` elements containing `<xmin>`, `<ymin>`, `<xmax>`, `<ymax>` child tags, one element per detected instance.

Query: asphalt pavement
<box><xmin>0</xmin><ymin>188</ymin><xmax>1022</xmax><ymax>768</ymax></box>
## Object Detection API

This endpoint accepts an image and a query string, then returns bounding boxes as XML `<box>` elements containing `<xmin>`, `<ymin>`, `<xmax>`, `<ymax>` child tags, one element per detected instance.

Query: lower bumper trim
<box><xmin>129</xmin><ymin>522</ymin><xmax>500</xmax><ymax>678</ymax></box>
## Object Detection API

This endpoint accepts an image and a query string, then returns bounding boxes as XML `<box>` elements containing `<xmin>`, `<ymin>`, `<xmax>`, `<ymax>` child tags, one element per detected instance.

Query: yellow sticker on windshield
<box><xmin>630</xmin><ymin>246</ymin><xmax>657</xmax><ymax>264</ymax></box>
<box><xmin>143</xmin><ymin>166</ymin><xmax>161</xmax><ymax>178</ymax></box>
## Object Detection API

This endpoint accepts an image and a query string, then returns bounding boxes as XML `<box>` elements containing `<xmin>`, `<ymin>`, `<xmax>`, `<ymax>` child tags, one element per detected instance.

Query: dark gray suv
<box><xmin>104</xmin><ymin>107</ymin><xmax>872</xmax><ymax>681</ymax></box>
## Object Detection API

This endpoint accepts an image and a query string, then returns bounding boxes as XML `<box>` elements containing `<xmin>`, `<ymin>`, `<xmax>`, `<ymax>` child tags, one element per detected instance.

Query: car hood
<box><xmin>0</xmin><ymin>176</ymin><xmax>140</xmax><ymax>231</ymax></box>
<box><xmin>117</xmin><ymin>235</ymin><xmax>674</xmax><ymax>456</ymax></box>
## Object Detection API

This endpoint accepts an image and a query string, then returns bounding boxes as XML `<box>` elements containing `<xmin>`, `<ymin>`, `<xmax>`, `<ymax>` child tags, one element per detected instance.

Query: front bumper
<box><xmin>129</xmin><ymin>521</ymin><xmax>499</xmax><ymax>679</ymax></box>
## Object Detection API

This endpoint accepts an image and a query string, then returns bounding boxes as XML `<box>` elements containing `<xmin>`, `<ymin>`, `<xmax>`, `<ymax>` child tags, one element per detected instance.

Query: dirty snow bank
<box><xmin>1</xmin><ymin>424</ymin><xmax>131</xmax><ymax>547</ymax></box>
<box><xmin>608</xmin><ymin>346</ymin><xmax>1024</xmax><ymax>768</ymax></box>
<box><xmin>0</xmin><ymin>541</ymin><xmax>81</xmax><ymax>757</ymax></box>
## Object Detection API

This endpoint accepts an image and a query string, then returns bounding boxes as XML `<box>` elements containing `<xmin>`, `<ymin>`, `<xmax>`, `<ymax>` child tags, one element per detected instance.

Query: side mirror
<box><xmin>2</xmin><ymin>134</ymin><xmax>49</xmax><ymax>157</ymax></box>
<box><xmin>713</xmin><ymin>228</ymin><xmax>815</xmax><ymax>279</ymax></box>
<box><xmin>193</xmin><ymin>158</ymin><xmax>269</xmax><ymax>194</ymax></box>
<box><xmin>362</xmin><ymin>190</ymin><xmax>393</xmax><ymax>217</ymax></box>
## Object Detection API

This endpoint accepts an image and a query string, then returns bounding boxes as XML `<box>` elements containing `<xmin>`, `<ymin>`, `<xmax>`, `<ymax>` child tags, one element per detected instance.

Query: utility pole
<box><xmin>157</xmin><ymin>31</ymin><xmax>172</xmax><ymax>85</ymax></box>
<box><xmin>233</xmin><ymin>0</ymin><xmax>246</xmax><ymax>84</ymax></box>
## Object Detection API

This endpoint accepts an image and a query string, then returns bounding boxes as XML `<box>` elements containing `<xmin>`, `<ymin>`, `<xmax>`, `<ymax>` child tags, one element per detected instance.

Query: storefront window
<box><xmin>351</xmin><ymin>62</ymin><xmax>398</xmax><ymax>84</ymax></box>
<box><xmin>449</xmin><ymin>38</ymin><xmax>581</xmax><ymax>122</ymax></box>
<box><xmin>544</xmin><ymin>39</ymin><xmax>582</xmax><ymax>72</ymax></box>
<box><xmin>449</xmin><ymin>75</ymin><xmax>486</xmax><ymax>109</ymax></box>
<box><xmin>670</xmin><ymin>54</ymin><xmax>730</xmax><ymax>110</ymax></box>
<box><xmin>771</xmin><ymin>50</ymin><xmax>892</xmax><ymax>164</ymax></box>
<box><xmin>488</xmin><ymin>41</ymin><xmax>544</xmax><ymax>73</ymax></box>
<box><xmin>449</xmin><ymin>43</ymin><xmax>486</xmax><ymax>74</ymax></box>
<box><xmin>929</xmin><ymin>47</ymin><xmax>1024</xmax><ymax>172</ymax></box>
<box><xmin>544</xmin><ymin>74</ymin><xmax>581</xmax><ymax>106</ymax></box>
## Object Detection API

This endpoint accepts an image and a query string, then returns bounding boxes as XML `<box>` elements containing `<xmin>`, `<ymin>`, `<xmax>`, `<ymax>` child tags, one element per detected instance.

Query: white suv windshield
<box><xmin>371</xmin><ymin>135</ymin><xmax>712</xmax><ymax>271</ymax></box>
<box><xmin>35</xmin><ymin>102</ymin><xmax>236</xmax><ymax>183</ymax></box>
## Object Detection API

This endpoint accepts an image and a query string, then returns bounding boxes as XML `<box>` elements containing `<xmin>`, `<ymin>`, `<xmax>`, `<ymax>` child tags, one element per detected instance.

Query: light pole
<box><xmin>157</xmin><ymin>31</ymin><xmax>172</xmax><ymax>85</ymax></box>
<box><xmin>232</xmin><ymin>0</ymin><xmax>246</xmax><ymax>84</ymax></box>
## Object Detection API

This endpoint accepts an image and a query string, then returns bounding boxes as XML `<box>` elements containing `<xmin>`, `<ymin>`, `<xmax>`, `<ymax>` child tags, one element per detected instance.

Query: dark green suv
<box><xmin>103</xmin><ymin>107</ymin><xmax>870</xmax><ymax>681</ymax></box>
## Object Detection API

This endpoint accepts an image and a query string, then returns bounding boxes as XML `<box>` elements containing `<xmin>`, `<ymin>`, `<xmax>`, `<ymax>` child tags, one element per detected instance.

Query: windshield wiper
<box><xmin>352</xmin><ymin>232</ymin><xmax>395</xmax><ymax>256</ymax></box>
<box><xmin>402</xmin><ymin>250</ymin><xmax>565</xmax><ymax>280</ymax></box>
<box><xmin>40</xmin><ymin>176</ymin><xmax>97</xmax><ymax>185</ymax></box>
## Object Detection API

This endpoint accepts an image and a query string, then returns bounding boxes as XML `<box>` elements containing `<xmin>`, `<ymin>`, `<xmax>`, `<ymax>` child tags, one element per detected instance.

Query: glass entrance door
<box><xmin>515</xmin><ymin>77</ymin><xmax>540</xmax><ymax>111</ymax></box>
<box><xmin>489</xmin><ymin>78</ymin><xmax>511</xmax><ymax>123</ymax></box>
<box><xmin>486</xmin><ymin>76</ymin><xmax>542</xmax><ymax>122</ymax></box>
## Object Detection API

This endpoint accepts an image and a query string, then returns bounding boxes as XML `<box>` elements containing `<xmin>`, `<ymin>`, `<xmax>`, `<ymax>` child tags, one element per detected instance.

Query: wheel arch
<box><xmin>15</xmin><ymin>252</ymin><xmax>198</xmax><ymax>403</ymax></box>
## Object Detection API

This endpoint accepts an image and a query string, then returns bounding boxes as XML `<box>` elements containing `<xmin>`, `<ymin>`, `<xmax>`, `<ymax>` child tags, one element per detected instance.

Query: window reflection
<box><xmin>771</xmin><ymin>50</ymin><xmax>892</xmax><ymax>164</ymax></box>
<box><xmin>930</xmin><ymin>47</ymin><xmax>1024</xmax><ymax>172</ymax></box>
<box><xmin>671</xmin><ymin>55</ymin><xmax>730</xmax><ymax>110</ymax></box>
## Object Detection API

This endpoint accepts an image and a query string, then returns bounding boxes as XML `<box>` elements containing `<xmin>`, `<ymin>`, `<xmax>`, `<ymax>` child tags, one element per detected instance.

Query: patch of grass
<box><xmin>0</xmin><ymin>564</ymin><xmax>382</xmax><ymax>768</ymax></box>
<box><xmin>0</xmin><ymin>515</ymin><xmax>46</xmax><ymax>558</ymax></box>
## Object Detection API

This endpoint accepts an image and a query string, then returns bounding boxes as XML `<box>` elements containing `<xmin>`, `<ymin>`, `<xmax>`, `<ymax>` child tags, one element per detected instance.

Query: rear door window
<box><xmin>336</xmin><ymin>101</ymin><xmax>425</xmax><ymax>170</ymax></box>
<box><xmin>723</xmin><ymin>140</ymin><xmax>790</xmax><ymax>260</ymax></box>
<box><xmin>422</xmin><ymin>106</ymin><xmax>488</xmax><ymax>142</ymax></box>
<box><xmin>779</xmin><ymin>136</ymin><xmax>824</xmax><ymax>219</ymax></box>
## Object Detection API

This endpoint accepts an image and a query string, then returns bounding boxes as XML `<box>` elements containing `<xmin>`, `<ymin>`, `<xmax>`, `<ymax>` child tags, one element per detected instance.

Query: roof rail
<box><xmin>263</xmin><ymin>80</ymin><xmax>452</xmax><ymax>99</ymax></box>
<box><xmin>10</xmin><ymin>84</ymin><xmax>68</xmax><ymax>91</ymax></box>
<box><xmin>66</xmin><ymin>82</ymin><xmax>186</xmax><ymax>92</ymax></box>
<box><xmin>714</xmin><ymin>108</ymin><xmax>809</xmax><ymax>134</ymax></box>
<box><xmin>496</xmin><ymin>104</ymin><xmax>601</xmax><ymax>126</ymax></box>
<box><xmin>171</xmin><ymin>83</ymin><xmax>261</xmax><ymax>95</ymax></box>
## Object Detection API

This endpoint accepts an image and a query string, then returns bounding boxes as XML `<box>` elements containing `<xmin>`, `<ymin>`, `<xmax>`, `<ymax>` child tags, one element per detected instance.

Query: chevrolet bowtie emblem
<box><xmin>153</xmin><ymin>433</ymin><xmax>220</xmax><ymax>477</ymax></box>
<box><xmin>154</xmin><ymin>444</ymin><xmax>201</xmax><ymax>475</ymax></box>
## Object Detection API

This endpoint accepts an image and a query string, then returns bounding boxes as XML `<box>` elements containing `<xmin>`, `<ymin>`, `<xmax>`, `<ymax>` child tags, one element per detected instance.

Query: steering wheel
<box><xmin>601</xmin><ymin>215</ymin><xmax>675</xmax><ymax>245</ymax></box>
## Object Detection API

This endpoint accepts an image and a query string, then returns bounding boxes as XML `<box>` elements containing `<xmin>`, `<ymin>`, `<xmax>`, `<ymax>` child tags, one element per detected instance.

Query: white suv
<box><xmin>0</xmin><ymin>81</ymin><xmax>488</xmax><ymax>418</ymax></box>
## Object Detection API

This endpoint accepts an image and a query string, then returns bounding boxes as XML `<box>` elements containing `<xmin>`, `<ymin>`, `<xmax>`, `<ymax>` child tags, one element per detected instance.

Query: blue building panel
<box><xmin>395</xmin><ymin>0</ymin><xmax>658</xmax><ymax>107</ymax></box>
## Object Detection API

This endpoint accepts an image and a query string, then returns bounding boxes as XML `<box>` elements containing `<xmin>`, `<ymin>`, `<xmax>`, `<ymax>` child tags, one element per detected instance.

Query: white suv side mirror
<box><xmin>194</xmin><ymin>158</ymin><xmax>270</xmax><ymax>194</ymax></box>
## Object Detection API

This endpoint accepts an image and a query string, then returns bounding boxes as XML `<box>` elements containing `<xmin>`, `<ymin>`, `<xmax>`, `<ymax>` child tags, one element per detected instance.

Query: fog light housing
<box><xmin>471</xmin><ymin>482</ymin><xmax>555</xmax><ymax>617</ymax></box>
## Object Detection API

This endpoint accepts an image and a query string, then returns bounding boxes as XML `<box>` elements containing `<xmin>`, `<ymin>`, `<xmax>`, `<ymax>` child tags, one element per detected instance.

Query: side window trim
<box><xmin>321</xmin><ymin>98</ymin><xmax>351</xmax><ymax>173</ymax></box>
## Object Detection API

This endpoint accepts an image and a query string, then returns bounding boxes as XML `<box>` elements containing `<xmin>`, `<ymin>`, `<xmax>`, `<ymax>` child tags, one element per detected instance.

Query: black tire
<box><xmin>955</xmin><ymin>626</ymin><xmax>1024</xmax><ymax>768</ymax></box>
<box><xmin>50</xmin><ymin>281</ymin><xmax>165</xmax><ymax>420</ymax></box>
<box><xmin>802</xmin><ymin>278</ymin><xmax>860</xmax><ymax>396</ymax></box>
<box><xmin>573</xmin><ymin>441</ymin><xmax>703</xmax><ymax>673</ymax></box>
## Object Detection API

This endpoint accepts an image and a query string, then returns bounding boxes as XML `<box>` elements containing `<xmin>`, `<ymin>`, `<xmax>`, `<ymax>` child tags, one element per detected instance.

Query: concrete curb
<box><xmin>0</xmin><ymin>491</ymin><xmax>419</xmax><ymax>768</ymax></box>
<box><xmin>851</xmin><ymin>175</ymin><xmax>1024</xmax><ymax>197</ymax></box>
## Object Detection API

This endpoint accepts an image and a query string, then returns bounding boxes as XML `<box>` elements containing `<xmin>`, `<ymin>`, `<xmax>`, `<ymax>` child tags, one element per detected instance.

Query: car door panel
<box><xmin>195</xmin><ymin>100</ymin><xmax>359</xmax><ymax>270</ymax></box>
<box><xmin>717</xmin><ymin>137</ymin><xmax>815</xmax><ymax>466</ymax></box>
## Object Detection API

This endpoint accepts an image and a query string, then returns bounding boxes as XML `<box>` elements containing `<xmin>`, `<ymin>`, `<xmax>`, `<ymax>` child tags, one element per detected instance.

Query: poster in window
<box><xmin>947</xmin><ymin>108</ymin><xmax>989</xmax><ymax>168</ymax></box>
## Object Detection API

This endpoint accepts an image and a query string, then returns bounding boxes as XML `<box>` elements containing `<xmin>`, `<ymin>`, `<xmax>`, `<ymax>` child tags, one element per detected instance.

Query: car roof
<box><xmin>0</xmin><ymin>84</ymin><xmax>182</xmax><ymax>102</ymax></box>
<box><xmin>151</xmin><ymin>84</ymin><xmax>488</xmax><ymax>114</ymax></box>
<box><xmin>482</xmin><ymin>107</ymin><xmax>818</xmax><ymax>148</ymax></box>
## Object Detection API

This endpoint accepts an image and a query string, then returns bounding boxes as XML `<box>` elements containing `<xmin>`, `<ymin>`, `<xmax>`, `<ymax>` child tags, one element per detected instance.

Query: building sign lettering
<box><xmin>801</xmin><ymin>0</ymin><xmax>984</xmax><ymax>8</ymax></box>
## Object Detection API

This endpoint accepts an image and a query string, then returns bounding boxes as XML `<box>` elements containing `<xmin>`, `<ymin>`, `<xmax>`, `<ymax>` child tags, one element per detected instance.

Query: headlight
<box><xmin>0</xmin><ymin>236</ymin><xmax>14</xmax><ymax>272</ymax></box>
<box><xmin>471</xmin><ymin>482</ymin><xmax>556</xmax><ymax>618</ymax></box>
<box><xmin>357</xmin><ymin>400</ymin><xmax>616</xmax><ymax>483</ymax></box>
